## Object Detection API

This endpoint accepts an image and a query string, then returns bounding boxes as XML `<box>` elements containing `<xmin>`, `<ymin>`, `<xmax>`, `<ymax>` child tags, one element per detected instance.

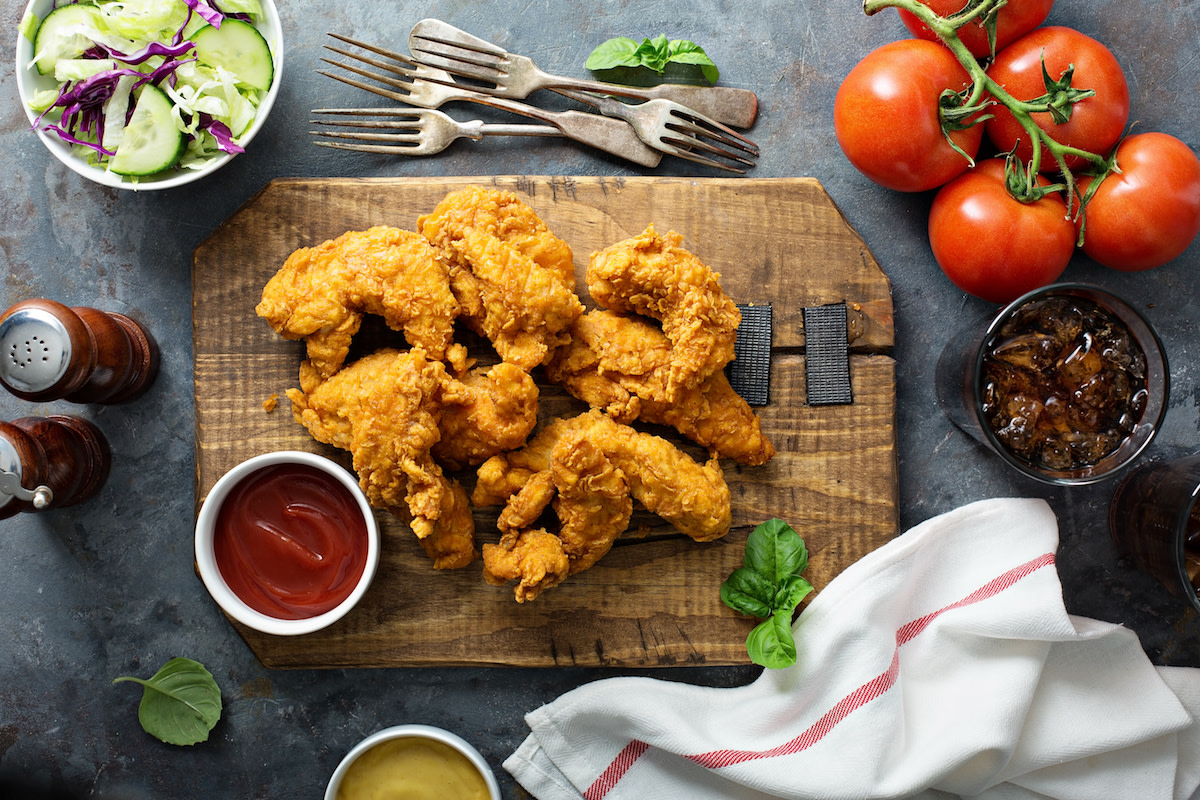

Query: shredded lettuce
<box><xmin>25</xmin><ymin>0</ymin><xmax>269</xmax><ymax>176</ymax></box>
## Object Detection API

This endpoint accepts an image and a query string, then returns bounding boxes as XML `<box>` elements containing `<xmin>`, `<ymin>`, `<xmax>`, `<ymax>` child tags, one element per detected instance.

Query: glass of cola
<box><xmin>935</xmin><ymin>284</ymin><xmax>1169</xmax><ymax>485</ymax></box>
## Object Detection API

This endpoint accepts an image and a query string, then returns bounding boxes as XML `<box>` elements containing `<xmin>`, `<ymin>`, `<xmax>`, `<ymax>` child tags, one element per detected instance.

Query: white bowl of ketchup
<box><xmin>195</xmin><ymin>451</ymin><xmax>379</xmax><ymax>636</ymax></box>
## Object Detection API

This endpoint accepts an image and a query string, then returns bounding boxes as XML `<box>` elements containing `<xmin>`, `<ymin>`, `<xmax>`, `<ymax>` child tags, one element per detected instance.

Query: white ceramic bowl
<box><xmin>15</xmin><ymin>0</ymin><xmax>283</xmax><ymax>191</ymax></box>
<box><xmin>195</xmin><ymin>451</ymin><xmax>379</xmax><ymax>637</ymax></box>
<box><xmin>325</xmin><ymin>725</ymin><xmax>501</xmax><ymax>800</ymax></box>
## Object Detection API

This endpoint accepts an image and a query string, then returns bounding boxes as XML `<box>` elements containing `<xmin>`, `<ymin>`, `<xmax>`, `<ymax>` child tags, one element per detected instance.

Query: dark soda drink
<box><xmin>980</xmin><ymin>295</ymin><xmax>1148</xmax><ymax>472</ymax></box>
<box><xmin>1109</xmin><ymin>454</ymin><xmax>1200</xmax><ymax>612</ymax></box>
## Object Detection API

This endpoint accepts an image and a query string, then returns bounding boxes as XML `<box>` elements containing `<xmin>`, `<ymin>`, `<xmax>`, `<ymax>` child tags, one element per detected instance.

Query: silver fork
<box><xmin>311</xmin><ymin>108</ymin><xmax>562</xmax><ymax>156</ymax></box>
<box><xmin>319</xmin><ymin>38</ymin><xmax>661</xmax><ymax>168</ymax></box>
<box><xmin>555</xmin><ymin>89</ymin><xmax>757</xmax><ymax>173</ymax></box>
<box><xmin>408</xmin><ymin>18</ymin><xmax>759</xmax><ymax>130</ymax></box>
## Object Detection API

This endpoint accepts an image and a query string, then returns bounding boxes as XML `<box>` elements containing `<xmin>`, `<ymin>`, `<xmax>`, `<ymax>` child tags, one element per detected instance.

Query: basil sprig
<box><xmin>721</xmin><ymin>519</ymin><xmax>814</xmax><ymax>669</ymax></box>
<box><xmin>114</xmin><ymin>657</ymin><xmax>223</xmax><ymax>746</ymax></box>
<box><xmin>585</xmin><ymin>35</ymin><xmax>720</xmax><ymax>84</ymax></box>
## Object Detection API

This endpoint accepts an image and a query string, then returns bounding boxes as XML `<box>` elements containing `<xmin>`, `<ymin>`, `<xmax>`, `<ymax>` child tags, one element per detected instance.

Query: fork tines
<box><xmin>664</xmin><ymin>109</ymin><xmax>759</xmax><ymax>170</ymax></box>
<box><xmin>408</xmin><ymin>36</ymin><xmax>507</xmax><ymax>87</ymax></box>
<box><xmin>310</xmin><ymin>108</ymin><xmax>425</xmax><ymax>153</ymax></box>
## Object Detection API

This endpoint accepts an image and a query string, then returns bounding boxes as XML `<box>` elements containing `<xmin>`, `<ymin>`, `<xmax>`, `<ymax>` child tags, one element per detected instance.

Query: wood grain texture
<box><xmin>192</xmin><ymin>176</ymin><xmax>898</xmax><ymax>668</ymax></box>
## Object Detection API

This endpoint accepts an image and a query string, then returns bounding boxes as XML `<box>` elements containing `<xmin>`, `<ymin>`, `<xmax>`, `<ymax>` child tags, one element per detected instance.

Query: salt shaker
<box><xmin>0</xmin><ymin>415</ymin><xmax>111</xmax><ymax>519</ymax></box>
<box><xmin>0</xmin><ymin>298</ymin><xmax>159</xmax><ymax>404</ymax></box>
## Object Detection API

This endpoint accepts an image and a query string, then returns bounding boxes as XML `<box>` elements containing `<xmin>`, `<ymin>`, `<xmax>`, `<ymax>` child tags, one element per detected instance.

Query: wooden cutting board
<box><xmin>192</xmin><ymin>176</ymin><xmax>897</xmax><ymax>669</ymax></box>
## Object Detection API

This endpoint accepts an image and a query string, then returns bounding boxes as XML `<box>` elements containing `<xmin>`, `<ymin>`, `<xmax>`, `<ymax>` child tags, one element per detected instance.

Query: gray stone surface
<box><xmin>1</xmin><ymin>1</ymin><xmax>1198</xmax><ymax>797</ymax></box>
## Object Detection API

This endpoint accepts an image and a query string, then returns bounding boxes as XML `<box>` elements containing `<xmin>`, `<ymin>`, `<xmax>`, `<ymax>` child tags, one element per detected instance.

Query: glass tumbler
<box><xmin>1109</xmin><ymin>455</ymin><xmax>1200</xmax><ymax>614</ymax></box>
<box><xmin>934</xmin><ymin>283</ymin><xmax>1169</xmax><ymax>485</ymax></box>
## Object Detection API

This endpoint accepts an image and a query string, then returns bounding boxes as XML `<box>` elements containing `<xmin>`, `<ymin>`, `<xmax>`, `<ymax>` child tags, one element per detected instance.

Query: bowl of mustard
<box><xmin>325</xmin><ymin>724</ymin><xmax>500</xmax><ymax>800</ymax></box>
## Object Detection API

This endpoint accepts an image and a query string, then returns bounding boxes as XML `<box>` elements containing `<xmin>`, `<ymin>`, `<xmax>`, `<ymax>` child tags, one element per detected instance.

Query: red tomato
<box><xmin>985</xmin><ymin>26</ymin><xmax>1129</xmax><ymax>172</ymax></box>
<box><xmin>899</xmin><ymin>0</ymin><xmax>1054</xmax><ymax>58</ymax></box>
<box><xmin>834</xmin><ymin>39</ymin><xmax>983</xmax><ymax>192</ymax></box>
<box><xmin>1077</xmin><ymin>132</ymin><xmax>1200</xmax><ymax>271</ymax></box>
<box><xmin>929</xmin><ymin>159</ymin><xmax>1075</xmax><ymax>302</ymax></box>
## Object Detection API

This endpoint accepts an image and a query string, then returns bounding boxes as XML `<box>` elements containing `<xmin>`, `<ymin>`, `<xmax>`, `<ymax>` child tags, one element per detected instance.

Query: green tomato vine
<box><xmin>861</xmin><ymin>0</ymin><xmax>1110</xmax><ymax>214</ymax></box>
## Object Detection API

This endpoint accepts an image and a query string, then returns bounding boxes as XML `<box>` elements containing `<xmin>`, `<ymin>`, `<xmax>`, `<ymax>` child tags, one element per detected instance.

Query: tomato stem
<box><xmin>862</xmin><ymin>0</ymin><xmax>1108</xmax><ymax>209</ymax></box>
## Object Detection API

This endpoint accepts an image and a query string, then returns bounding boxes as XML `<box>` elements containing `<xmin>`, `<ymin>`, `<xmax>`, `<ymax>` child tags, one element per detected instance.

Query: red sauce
<box><xmin>213</xmin><ymin>463</ymin><xmax>369</xmax><ymax>620</ymax></box>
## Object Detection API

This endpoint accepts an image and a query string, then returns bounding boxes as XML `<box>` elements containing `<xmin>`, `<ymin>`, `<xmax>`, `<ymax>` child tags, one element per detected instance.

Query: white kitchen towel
<box><xmin>505</xmin><ymin>498</ymin><xmax>1200</xmax><ymax>800</ymax></box>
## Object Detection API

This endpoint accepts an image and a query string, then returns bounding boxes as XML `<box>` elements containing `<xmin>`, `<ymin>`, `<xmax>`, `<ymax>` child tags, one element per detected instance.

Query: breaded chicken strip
<box><xmin>481</xmin><ymin>528</ymin><xmax>570</xmax><ymax>603</ymax></box>
<box><xmin>587</xmin><ymin>225</ymin><xmax>741</xmax><ymax>402</ymax></box>
<box><xmin>474</xmin><ymin>410</ymin><xmax>731</xmax><ymax>543</ymax></box>
<box><xmin>483</xmin><ymin>434</ymin><xmax>633</xmax><ymax>602</ymax></box>
<box><xmin>434</xmin><ymin>360</ymin><xmax>540</xmax><ymax>472</ymax></box>
<box><xmin>546</xmin><ymin>310</ymin><xmax>775</xmax><ymax>466</ymax></box>
<box><xmin>257</xmin><ymin>227</ymin><xmax>459</xmax><ymax>380</ymax></box>
<box><xmin>419</xmin><ymin>186</ymin><xmax>583</xmax><ymax>369</ymax></box>
<box><xmin>418</xmin><ymin>184</ymin><xmax>576</xmax><ymax>285</ymax></box>
<box><xmin>286</xmin><ymin>348</ymin><xmax>477</xmax><ymax>569</ymax></box>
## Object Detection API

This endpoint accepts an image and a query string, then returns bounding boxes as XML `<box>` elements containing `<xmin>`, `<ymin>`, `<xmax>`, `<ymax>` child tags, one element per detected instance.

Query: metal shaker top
<box><xmin>0</xmin><ymin>306</ymin><xmax>73</xmax><ymax>394</ymax></box>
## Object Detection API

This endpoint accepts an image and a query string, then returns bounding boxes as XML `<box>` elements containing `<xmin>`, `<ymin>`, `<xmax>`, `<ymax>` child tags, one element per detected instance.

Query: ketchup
<box><xmin>213</xmin><ymin>463</ymin><xmax>369</xmax><ymax>620</ymax></box>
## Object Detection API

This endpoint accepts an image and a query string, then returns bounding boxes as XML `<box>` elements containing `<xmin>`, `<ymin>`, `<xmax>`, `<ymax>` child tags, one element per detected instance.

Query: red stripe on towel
<box><xmin>584</xmin><ymin>551</ymin><xmax>1056</xmax><ymax>799</ymax></box>
<box><xmin>584</xmin><ymin>739</ymin><xmax>649</xmax><ymax>800</ymax></box>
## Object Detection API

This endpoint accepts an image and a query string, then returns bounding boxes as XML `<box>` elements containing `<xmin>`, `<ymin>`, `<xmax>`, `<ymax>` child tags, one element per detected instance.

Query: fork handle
<box><xmin>476</xmin><ymin>122</ymin><xmax>562</xmax><ymax>138</ymax></box>
<box><xmin>536</xmin><ymin>76</ymin><xmax>759</xmax><ymax>129</ymax></box>
<box><xmin>443</xmin><ymin>91</ymin><xmax>663</xmax><ymax>168</ymax></box>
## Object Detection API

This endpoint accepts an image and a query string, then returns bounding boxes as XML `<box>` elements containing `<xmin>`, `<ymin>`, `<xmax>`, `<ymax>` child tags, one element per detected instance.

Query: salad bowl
<box><xmin>15</xmin><ymin>0</ymin><xmax>283</xmax><ymax>191</ymax></box>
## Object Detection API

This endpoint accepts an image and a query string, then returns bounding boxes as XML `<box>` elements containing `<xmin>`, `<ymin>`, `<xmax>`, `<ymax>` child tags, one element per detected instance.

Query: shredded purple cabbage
<box><xmin>184</xmin><ymin>0</ymin><xmax>224</xmax><ymax>28</ymax></box>
<box><xmin>202</xmin><ymin>117</ymin><xmax>245</xmax><ymax>154</ymax></box>
<box><xmin>42</xmin><ymin>122</ymin><xmax>116</xmax><ymax>157</ymax></box>
<box><xmin>105</xmin><ymin>39</ymin><xmax>196</xmax><ymax>66</ymax></box>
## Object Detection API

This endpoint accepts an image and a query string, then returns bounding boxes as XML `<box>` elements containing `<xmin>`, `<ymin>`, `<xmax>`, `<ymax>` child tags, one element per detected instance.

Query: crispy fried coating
<box><xmin>483</xmin><ymin>434</ymin><xmax>633</xmax><ymax>602</ymax></box>
<box><xmin>418</xmin><ymin>185</ymin><xmax>576</xmax><ymax>285</ymax></box>
<box><xmin>481</xmin><ymin>528</ymin><xmax>571</xmax><ymax>603</ymax></box>
<box><xmin>546</xmin><ymin>310</ymin><xmax>775</xmax><ymax>465</ymax></box>
<box><xmin>475</xmin><ymin>410</ymin><xmax>731</xmax><ymax>543</ymax></box>
<box><xmin>419</xmin><ymin>186</ymin><xmax>583</xmax><ymax>369</ymax></box>
<box><xmin>587</xmin><ymin>225</ymin><xmax>741</xmax><ymax>401</ymax></box>
<box><xmin>256</xmin><ymin>227</ymin><xmax>458</xmax><ymax>380</ymax></box>
<box><xmin>549</xmin><ymin>435</ymin><xmax>634</xmax><ymax>573</ymax></box>
<box><xmin>286</xmin><ymin>348</ymin><xmax>477</xmax><ymax>569</ymax></box>
<box><xmin>434</xmin><ymin>361</ymin><xmax>540</xmax><ymax>472</ymax></box>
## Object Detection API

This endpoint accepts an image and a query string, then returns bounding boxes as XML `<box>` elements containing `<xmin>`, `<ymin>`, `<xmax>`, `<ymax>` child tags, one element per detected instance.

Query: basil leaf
<box><xmin>744</xmin><ymin>518</ymin><xmax>808</xmax><ymax>584</ymax></box>
<box><xmin>774</xmin><ymin>574</ymin><xmax>815</xmax><ymax>612</ymax></box>
<box><xmin>722</xmin><ymin>518</ymin><xmax>812</xmax><ymax>669</ymax></box>
<box><xmin>719</xmin><ymin>566</ymin><xmax>776</xmax><ymax>618</ymax></box>
<box><xmin>633</xmin><ymin>35</ymin><xmax>671</xmax><ymax>73</ymax></box>
<box><xmin>666</xmin><ymin>40</ymin><xmax>719</xmax><ymax>84</ymax></box>
<box><xmin>114</xmin><ymin>657</ymin><xmax>223</xmax><ymax>746</ymax></box>
<box><xmin>584</xmin><ymin>36</ymin><xmax>640</xmax><ymax>71</ymax></box>
<box><xmin>746</xmin><ymin>614</ymin><xmax>797</xmax><ymax>670</ymax></box>
<box><xmin>585</xmin><ymin>35</ymin><xmax>720</xmax><ymax>84</ymax></box>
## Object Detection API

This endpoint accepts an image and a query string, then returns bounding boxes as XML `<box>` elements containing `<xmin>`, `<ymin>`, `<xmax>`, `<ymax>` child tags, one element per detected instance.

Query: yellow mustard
<box><xmin>336</xmin><ymin>737</ymin><xmax>491</xmax><ymax>800</ymax></box>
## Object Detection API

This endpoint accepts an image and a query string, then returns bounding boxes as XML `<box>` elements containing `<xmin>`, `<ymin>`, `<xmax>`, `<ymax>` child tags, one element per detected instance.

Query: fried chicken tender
<box><xmin>483</xmin><ymin>434</ymin><xmax>633</xmax><ymax>602</ymax></box>
<box><xmin>256</xmin><ymin>226</ymin><xmax>459</xmax><ymax>380</ymax></box>
<box><xmin>475</xmin><ymin>410</ymin><xmax>731</xmax><ymax>543</ymax></box>
<box><xmin>434</xmin><ymin>360</ymin><xmax>540</xmax><ymax>472</ymax></box>
<box><xmin>481</xmin><ymin>528</ymin><xmax>570</xmax><ymax>603</ymax></box>
<box><xmin>419</xmin><ymin>186</ymin><xmax>583</xmax><ymax>369</ymax></box>
<box><xmin>286</xmin><ymin>348</ymin><xmax>480</xmax><ymax>569</ymax></box>
<box><xmin>587</xmin><ymin>225</ymin><xmax>741</xmax><ymax>401</ymax></box>
<box><xmin>546</xmin><ymin>310</ymin><xmax>775</xmax><ymax>465</ymax></box>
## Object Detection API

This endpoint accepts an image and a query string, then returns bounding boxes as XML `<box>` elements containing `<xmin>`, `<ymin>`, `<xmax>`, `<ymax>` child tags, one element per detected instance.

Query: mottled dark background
<box><xmin>1</xmin><ymin>1</ymin><xmax>1197</xmax><ymax>798</ymax></box>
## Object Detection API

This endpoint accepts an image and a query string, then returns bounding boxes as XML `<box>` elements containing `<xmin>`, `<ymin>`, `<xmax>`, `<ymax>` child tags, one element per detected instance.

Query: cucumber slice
<box><xmin>191</xmin><ymin>19</ymin><xmax>274</xmax><ymax>91</ymax></box>
<box><xmin>108</xmin><ymin>85</ymin><xmax>185</xmax><ymax>177</ymax></box>
<box><xmin>32</xmin><ymin>3</ymin><xmax>103</xmax><ymax>76</ymax></box>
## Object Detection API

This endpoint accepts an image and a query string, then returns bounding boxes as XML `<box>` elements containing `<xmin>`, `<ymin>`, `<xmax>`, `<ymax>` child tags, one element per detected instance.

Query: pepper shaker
<box><xmin>0</xmin><ymin>298</ymin><xmax>159</xmax><ymax>404</ymax></box>
<box><xmin>0</xmin><ymin>415</ymin><xmax>111</xmax><ymax>519</ymax></box>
